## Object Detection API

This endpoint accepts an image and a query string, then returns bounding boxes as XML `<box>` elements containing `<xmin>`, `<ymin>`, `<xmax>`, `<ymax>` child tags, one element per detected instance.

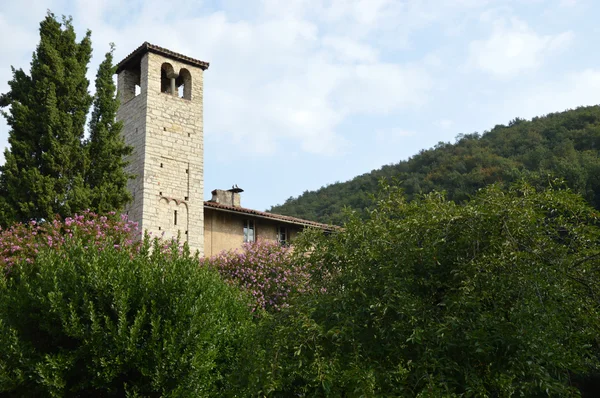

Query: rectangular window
<box><xmin>277</xmin><ymin>226</ymin><xmax>288</xmax><ymax>246</ymax></box>
<box><xmin>174</xmin><ymin>210</ymin><xmax>178</xmax><ymax>226</ymax></box>
<box><xmin>243</xmin><ymin>220</ymin><xmax>255</xmax><ymax>243</ymax></box>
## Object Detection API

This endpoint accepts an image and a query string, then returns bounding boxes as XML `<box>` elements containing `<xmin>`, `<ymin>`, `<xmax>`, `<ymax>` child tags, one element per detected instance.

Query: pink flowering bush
<box><xmin>203</xmin><ymin>240</ymin><xmax>312</xmax><ymax>312</ymax></box>
<box><xmin>0</xmin><ymin>211</ymin><xmax>141</xmax><ymax>270</ymax></box>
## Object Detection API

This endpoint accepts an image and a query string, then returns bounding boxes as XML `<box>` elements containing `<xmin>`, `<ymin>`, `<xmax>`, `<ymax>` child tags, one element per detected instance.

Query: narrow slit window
<box><xmin>174</xmin><ymin>210</ymin><xmax>178</xmax><ymax>226</ymax></box>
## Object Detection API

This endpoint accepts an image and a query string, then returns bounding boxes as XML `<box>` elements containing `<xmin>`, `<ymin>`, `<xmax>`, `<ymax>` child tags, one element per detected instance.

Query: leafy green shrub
<box><xmin>258</xmin><ymin>181</ymin><xmax>600</xmax><ymax>397</ymax></box>
<box><xmin>0</xmin><ymin>237</ymin><xmax>255</xmax><ymax>397</ymax></box>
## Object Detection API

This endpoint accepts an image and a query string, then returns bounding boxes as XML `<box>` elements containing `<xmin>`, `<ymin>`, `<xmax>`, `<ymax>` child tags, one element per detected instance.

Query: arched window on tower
<box><xmin>176</xmin><ymin>68</ymin><xmax>192</xmax><ymax>100</ymax></box>
<box><xmin>119</xmin><ymin>66</ymin><xmax>141</xmax><ymax>103</ymax></box>
<box><xmin>160</xmin><ymin>62</ymin><xmax>176</xmax><ymax>95</ymax></box>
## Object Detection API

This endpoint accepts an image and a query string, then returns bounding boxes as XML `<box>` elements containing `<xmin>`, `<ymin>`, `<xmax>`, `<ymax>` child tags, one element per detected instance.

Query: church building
<box><xmin>115</xmin><ymin>43</ymin><xmax>334</xmax><ymax>256</ymax></box>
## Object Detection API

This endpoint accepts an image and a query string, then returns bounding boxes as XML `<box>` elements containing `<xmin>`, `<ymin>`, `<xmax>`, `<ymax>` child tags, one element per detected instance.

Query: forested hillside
<box><xmin>269</xmin><ymin>105</ymin><xmax>600</xmax><ymax>225</ymax></box>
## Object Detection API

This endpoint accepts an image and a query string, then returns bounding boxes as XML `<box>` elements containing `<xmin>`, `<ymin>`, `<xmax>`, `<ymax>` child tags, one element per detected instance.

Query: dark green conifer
<box><xmin>0</xmin><ymin>12</ymin><xmax>93</xmax><ymax>224</ymax></box>
<box><xmin>85</xmin><ymin>44</ymin><xmax>132</xmax><ymax>214</ymax></box>
<box><xmin>0</xmin><ymin>12</ymin><xmax>134</xmax><ymax>225</ymax></box>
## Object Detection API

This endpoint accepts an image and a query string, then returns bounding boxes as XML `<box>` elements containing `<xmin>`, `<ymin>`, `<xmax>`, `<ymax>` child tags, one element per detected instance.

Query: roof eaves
<box><xmin>116</xmin><ymin>42</ymin><xmax>210</xmax><ymax>73</ymax></box>
<box><xmin>203</xmin><ymin>201</ymin><xmax>339</xmax><ymax>231</ymax></box>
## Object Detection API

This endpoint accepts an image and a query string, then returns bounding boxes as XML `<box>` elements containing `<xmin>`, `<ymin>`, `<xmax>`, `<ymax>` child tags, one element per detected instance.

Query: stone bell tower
<box><xmin>115</xmin><ymin>42</ymin><xmax>209</xmax><ymax>255</ymax></box>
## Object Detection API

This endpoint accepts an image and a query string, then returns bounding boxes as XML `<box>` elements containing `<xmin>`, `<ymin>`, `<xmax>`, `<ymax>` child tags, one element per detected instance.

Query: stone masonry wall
<box><xmin>116</xmin><ymin>61</ymin><xmax>147</xmax><ymax>229</ymax></box>
<box><xmin>116</xmin><ymin>51</ymin><xmax>205</xmax><ymax>255</ymax></box>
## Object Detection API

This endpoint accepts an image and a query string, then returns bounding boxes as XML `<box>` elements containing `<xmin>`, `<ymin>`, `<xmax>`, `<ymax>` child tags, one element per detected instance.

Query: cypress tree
<box><xmin>0</xmin><ymin>12</ymin><xmax>92</xmax><ymax>224</ymax></box>
<box><xmin>85</xmin><ymin>44</ymin><xmax>132</xmax><ymax>214</ymax></box>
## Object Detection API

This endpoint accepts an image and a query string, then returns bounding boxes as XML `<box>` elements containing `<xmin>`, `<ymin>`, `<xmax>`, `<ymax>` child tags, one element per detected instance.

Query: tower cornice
<box><xmin>116</xmin><ymin>42</ymin><xmax>210</xmax><ymax>73</ymax></box>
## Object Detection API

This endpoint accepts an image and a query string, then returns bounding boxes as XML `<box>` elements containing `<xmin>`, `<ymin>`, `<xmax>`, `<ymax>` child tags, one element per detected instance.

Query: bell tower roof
<box><xmin>116</xmin><ymin>42</ymin><xmax>210</xmax><ymax>73</ymax></box>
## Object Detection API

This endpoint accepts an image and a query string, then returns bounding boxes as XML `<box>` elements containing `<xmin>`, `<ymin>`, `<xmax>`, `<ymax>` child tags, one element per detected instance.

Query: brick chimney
<box><xmin>210</xmin><ymin>186</ymin><xmax>243</xmax><ymax>207</ymax></box>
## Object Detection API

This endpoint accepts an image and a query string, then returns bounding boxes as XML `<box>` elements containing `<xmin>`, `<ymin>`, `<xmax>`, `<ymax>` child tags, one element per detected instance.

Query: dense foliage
<box><xmin>203</xmin><ymin>240</ymin><xmax>312</xmax><ymax>312</ymax></box>
<box><xmin>0</xmin><ymin>12</ymin><xmax>132</xmax><ymax>226</ymax></box>
<box><xmin>1</xmin><ymin>184</ymin><xmax>599</xmax><ymax>396</ymax></box>
<box><xmin>270</xmin><ymin>107</ymin><xmax>600</xmax><ymax>225</ymax></box>
<box><xmin>0</xmin><ymin>236</ymin><xmax>255</xmax><ymax>396</ymax></box>
<box><xmin>85</xmin><ymin>44</ymin><xmax>132</xmax><ymax>214</ymax></box>
<box><xmin>258</xmin><ymin>182</ymin><xmax>600</xmax><ymax>396</ymax></box>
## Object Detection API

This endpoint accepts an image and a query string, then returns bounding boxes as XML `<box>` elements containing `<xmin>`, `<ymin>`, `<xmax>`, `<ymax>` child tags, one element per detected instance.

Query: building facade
<box><xmin>204</xmin><ymin>189</ymin><xmax>334</xmax><ymax>257</ymax></box>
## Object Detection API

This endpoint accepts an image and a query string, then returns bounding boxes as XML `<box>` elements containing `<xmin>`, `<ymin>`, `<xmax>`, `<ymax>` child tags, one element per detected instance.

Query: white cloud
<box><xmin>333</xmin><ymin>63</ymin><xmax>433</xmax><ymax>114</ymax></box>
<box><xmin>0</xmin><ymin>0</ymin><xmax>438</xmax><ymax>158</ymax></box>
<box><xmin>437</xmin><ymin>119</ymin><xmax>454</xmax><ymax>129</ymax></box>
<box><xmin>375</xmin><ymin>128</ymin><xmax>416</xmax><ymax>145</ymax></box>
<box><xmin>559</xmin><ymin>0</ymin><xmax>578</xmax><ymax>7</ymax></box>
<box><xmin>321</xmin><ymin>36</ymin><xmax>378</xmax><ymax>63</ymax></box>
<box><xmin>512</xmin><ymin>68</ymin><xmax>600</xmax><ymax>116</ymax></box>
<box><xmin>322</xmin><ymin>0</ymin><xmax>396</xmax><ymax>26</ymax></box>
<box><xmin>468</xmin><ymin>17</ymin><xmax>573</xmax><ymax>78</ymax></box>
<box><xmin>111</xmin><ymin>2</ymin><xmax>433</xmax><ymax>155</ymax></box>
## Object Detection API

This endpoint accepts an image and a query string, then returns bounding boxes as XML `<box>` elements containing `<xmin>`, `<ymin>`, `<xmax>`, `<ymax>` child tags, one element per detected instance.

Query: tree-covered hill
<box><xmin>268</xmin><ymin>105</ymin><xmax>600</xmax><ymax>225</ymax></box>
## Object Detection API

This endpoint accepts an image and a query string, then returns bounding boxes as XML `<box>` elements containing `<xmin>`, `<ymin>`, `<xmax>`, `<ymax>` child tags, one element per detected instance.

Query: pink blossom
<box><xmin>0</xmin><ymin>211</ymin><xmax>142</xmax><ymax>271</ymax></box>
<box><xmin>201</xmin><ymin>239</ymin><xmax>318</xmax><ymax>313</ymax></box>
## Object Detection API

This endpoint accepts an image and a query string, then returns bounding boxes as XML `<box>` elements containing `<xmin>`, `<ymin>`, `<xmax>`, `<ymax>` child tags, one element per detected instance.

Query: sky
<box><xmin>1</xmin><ymin>0</ymin><xmax>599</xmax><ymax>211</ymax></box>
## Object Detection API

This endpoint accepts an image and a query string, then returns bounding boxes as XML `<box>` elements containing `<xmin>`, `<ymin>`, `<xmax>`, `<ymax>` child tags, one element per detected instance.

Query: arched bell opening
<box><xmin>176</xmin><ymin>68</ymin><xmax>192</xmax><ymax>100</ymax></box>
<box><xmin>160</xmin><ymin>62</ymin><xmax>177</xmax><ymax>95</ymax></box>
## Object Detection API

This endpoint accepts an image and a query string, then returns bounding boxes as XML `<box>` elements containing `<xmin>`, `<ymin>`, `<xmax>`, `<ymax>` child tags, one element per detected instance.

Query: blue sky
<box><xmin>1</xmin><ymin>0</ymin><xmax>598</xmax><ymax>211</ymax></box>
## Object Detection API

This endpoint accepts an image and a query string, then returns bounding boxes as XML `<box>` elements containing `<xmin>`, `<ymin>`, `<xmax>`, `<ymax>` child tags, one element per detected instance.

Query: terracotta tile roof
<box><xmin>204</xmin><ymin>201</ymin><xmax>339</xmax><ymax>231</ymax></box>
<box><xmin>116</xmin><ymin>42</ymin><xmax>210</xmax><ymax>73</ymax></box>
